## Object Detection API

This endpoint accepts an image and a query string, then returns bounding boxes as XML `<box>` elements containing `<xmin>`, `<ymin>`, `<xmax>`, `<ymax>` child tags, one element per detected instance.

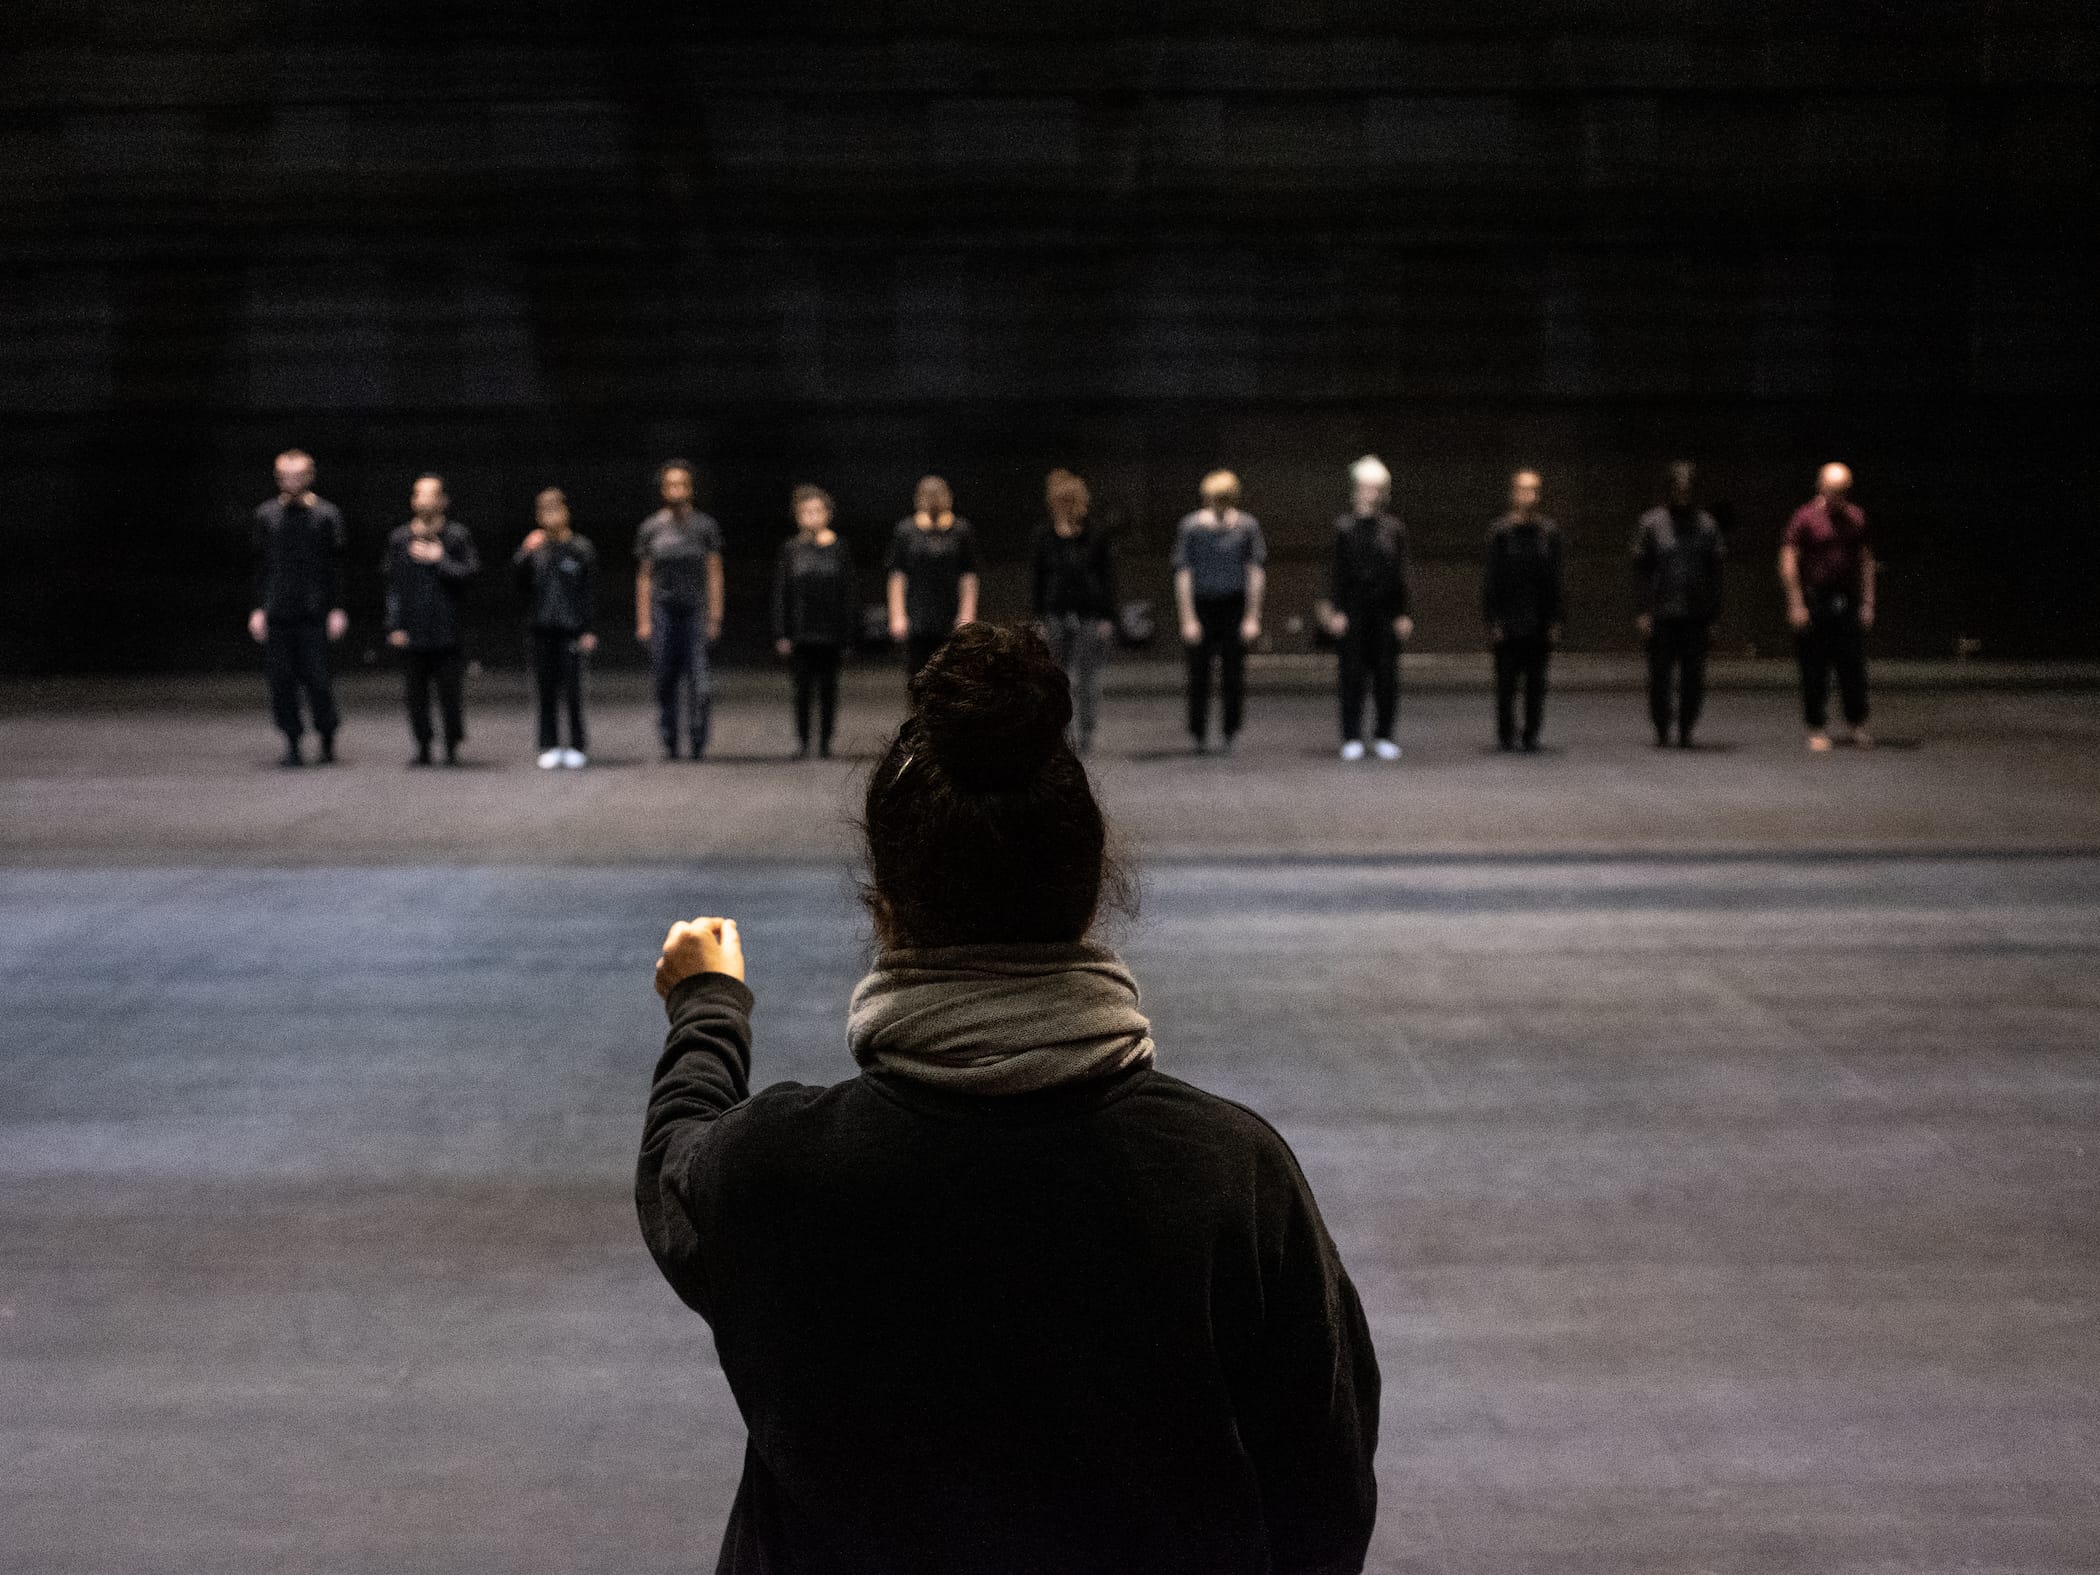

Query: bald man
<box><xmin>1779</xmin><ymin>463</ymin><xmax>1876</xmax><ymax>751</ymax></box>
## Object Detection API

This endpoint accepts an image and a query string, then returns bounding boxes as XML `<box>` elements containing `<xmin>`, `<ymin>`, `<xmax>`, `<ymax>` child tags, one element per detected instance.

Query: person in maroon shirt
<box><xmin>1779</xmin><ymin>462</ymin><xmax>1877</xmax><ymax>751</ymax></box>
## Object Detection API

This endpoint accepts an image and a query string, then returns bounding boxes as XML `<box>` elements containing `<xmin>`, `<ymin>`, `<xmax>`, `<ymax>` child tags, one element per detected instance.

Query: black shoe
<box><xmin>1497</xmin><ymin>738</ymin><xmax>1516</xmax><ymax>752</ymax></box>
<box><xmin>1654</xmin><ymin>732</ymin><xmax>1672</xmax><ymax>749</ymax></box>
<box><xmin>1520</xmin><ymin>737</ymin><xmax>1540</xmax><ymax>753</ymax></box>
<box><xmin>819</xmin><ymin>739</ymin><xmax>833</xmax><ymax>759</ymax></box>
<box><xmin>1192</xmin><ymin>736</ymin><xmax>1209</xmax><ymax>756</ymax></box>
<box><xmin>443</xmin><ymin>745</ymin><xmax>459</xmax><ymax>767</ymax></box>
<box><xmin>410</xmin><ymin>746</ymin><xmax>432</xmax><ymax>767</ymax></box>
<box><xmin>278</xmin><ymin>740</ymin><xmax>304</xmax><ymax>769</ymax></box>
<box><xmin>792</xmin><ymin>742</ymin><xmax>811</xmax><ymax>761</ymax></box>
<box><xmin>662</xmin><ymin>742</ymin><xmax>680</xmax><ymax>762</ymax></box>
<box><xmin>688</xmin><ymin>743</ymin><xmax>707</xmax><ymax>762</ymax></box>
<box><xmin>1677</xmin><ymin>733</ymin><xmax>1696</xmax><ymax>749</ymax></box>
<box><xmin>1220</xmin><ymin>735</ymin><xmax>1236</xmax><ymax>756</ymax></box>
<box><xmin>317</xmin><ymin>733</ymin><xmax>336</xmax><ymax>765</ymax></box>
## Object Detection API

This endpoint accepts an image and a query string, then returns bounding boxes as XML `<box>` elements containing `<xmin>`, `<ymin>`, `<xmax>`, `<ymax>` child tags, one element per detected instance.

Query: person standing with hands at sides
<box><xmin>1632</xmin><ymin>460</ymin><xmax>1726</xmax><ymax>749</ymax></box>
<box><xmin>635</xmin><ymin>460</ymin><xmax>725</xmax><ymax>761</ymax></box>
<box><xmin>1780</xmin><ymin>461</ymin><xmax>1876</xmax><ymax>752</ymax></box>
<box><xmin>771</xmin><ymin>485</ymin><xmax>857</xmax><ymax>760</ymax></box>
<box><xmin>249</xmin><ymin>449</ymin><xmax>347</xmax><ymax>768</ymax></box>
<box><xmin>514</xmin><ymin>486</ymin><xmax>598</xmax><ymax>770</ymax></box>
<box><xmin>638</xmin><ymin>624</ymin><xmax>1380</xmax><ymax>1575</ymax></box>
<box><xmin>885</xmin><ymin>474</ymin><xmax>979</xmax><ymax>683</ymax></box>
<box><xmin>1322</xmin><ymin>455</ymin><xmax>1413</xmax><ymax>762</ymax></box>
<box><xmin>1482</xmin><ymin>468</ymin><xmax>1564</xmax><ymax>752</ymax></box>
<box><xmin>1031</xmin><ymin>467</ymin><xmax>1118</xmax><ymax>755</ymax></box>
<box><xmin>383</xmin><ymin>473</ymin><xmax>481</xmax><ymax>767</ymax></box>
<box><xmin>1173</xmin><ymin>469</ymin><xmax>1266</xmax><ymax>755</ymax></box>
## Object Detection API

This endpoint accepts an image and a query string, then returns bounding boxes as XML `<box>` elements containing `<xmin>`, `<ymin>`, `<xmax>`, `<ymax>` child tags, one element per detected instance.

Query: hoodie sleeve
<box><xmin>635</xmin><ymin>972</ymin><xmax>756</xmax><ymax>1321</ymax></box>
<box><xmin>438</xmin><ymin>524</ymin><xmax>480</xmax><ymax>583</ymax></box>
<box><xmin>1239</xmin><ymin>1135</ymin><xmax>1381</xmax><ymax>1575</ymax></box>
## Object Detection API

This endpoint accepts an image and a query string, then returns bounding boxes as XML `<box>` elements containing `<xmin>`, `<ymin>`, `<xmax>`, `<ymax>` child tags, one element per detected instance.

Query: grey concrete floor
<box><xmin>3</xmin><ymin>686</ymin><xmax>2098</xmax><ymax>1572</ymax></box>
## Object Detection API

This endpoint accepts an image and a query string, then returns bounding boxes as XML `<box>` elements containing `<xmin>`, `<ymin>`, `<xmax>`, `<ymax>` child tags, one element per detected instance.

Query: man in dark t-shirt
<box><xmin>249</xmin><ymin>448</ymin><xmax>347</xmax><ymax>767</ymax></box>
<box><xmin>884</xmin><ymin>474</ymin><xmax>979</xmax><ymax>683</ymax></box>
<box><xmin>635</xmin><ymin>460</ymin><xmax>725</xmax><ymax>760</ymax></box>
<box><xmin>1779</xmin><ymin>461</ymin><xmax>1877</xmax><ymax>751</ymax></box>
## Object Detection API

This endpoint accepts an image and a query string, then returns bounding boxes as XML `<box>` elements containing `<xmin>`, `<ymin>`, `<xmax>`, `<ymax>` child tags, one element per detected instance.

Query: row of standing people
<box><xmin>249</xmin><ymin>449</ymin><xmax>1878</xmax><ymax>766</ymax></box>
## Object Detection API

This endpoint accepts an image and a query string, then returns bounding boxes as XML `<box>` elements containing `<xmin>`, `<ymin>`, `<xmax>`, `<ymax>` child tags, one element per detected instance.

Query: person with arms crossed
<box><xmin>248</xmin><ymin>448</ymin><xmax>347</xmax><ymax>768</ymax></box>
<box><xmin>382</xmin><ymin>473</ymin><xmax>481</xmax><ymax>767</ymax></box>
<box><xmin>514</xmin><ymin>486</ymin><xmax>598</xmax><ymax>769</ymax></box>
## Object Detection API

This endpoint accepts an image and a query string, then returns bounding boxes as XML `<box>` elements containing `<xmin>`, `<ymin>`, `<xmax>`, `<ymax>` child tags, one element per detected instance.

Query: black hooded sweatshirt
<box><xmin>636</xmin><ymin>973</ymin><xmax>1381</xmax><ymax>1575</ymax></box>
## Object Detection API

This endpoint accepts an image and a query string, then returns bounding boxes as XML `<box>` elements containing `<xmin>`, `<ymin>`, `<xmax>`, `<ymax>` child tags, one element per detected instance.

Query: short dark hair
<box><xmin>862</xmin><ymin>624</ymin><xmax>1132</xmax><ymax>949</ymax></box>
<box><xmin>791</xmin><ymin>484</ymin><xmax>834</xmax><ymax>515</ymax></box>
<box><xmin>657</xmin><ymin>458</ymin><xmax>695</xmax><ymax>488</ymax></box>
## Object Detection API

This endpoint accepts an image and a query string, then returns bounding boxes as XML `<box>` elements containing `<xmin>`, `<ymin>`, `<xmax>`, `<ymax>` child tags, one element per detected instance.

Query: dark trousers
<box><xmin>651</xmin><ymin>601</ymin><xmax>711</xmax><ymax>756</ymax></box>
<box><xmin>531</xmin><ymin>628</ymin><xmax>587</xmax><ymax>751</ymax></box>
<box><xmin>1494</xmin><ymin>634</ymin><xmax>1551</xmax><ymax>747</ymax></box>
<box><xmin>790</xmin><ymin>642</ymin><xmax>842</xmax><ymax>751</ymax></box>
<box><xmin>402</xmin><ymin>646</ymin><xmax>465</xmax><ymax>751</ymax></box>
<box><xmin>905</xmin><ymin>632</ymin><xmax>946</xmax><ymax>686</ymax></box>
<box><xmin>1337</xmin><ymin>614</ymin><xmax>1400</xmax><ymax>743</ymax></box>
<box><xmin>1185</xmin><ymin>593</ymin><xmax>1247</xmax><ymax>742</ymax></box>
<box><xmin>1646</xmin><ymin>617</ymin><xmax>1711</xmax><ymax>742</ymax></box>
<box><xmin>263</xmin><ymin>618</ymin><xmax>339</xmax><ymax>743</ymax></box>
<box><xmin>1795</xmin><ymin>600</ymin><xmax>1869</xmax><ymax>730</ymax></box>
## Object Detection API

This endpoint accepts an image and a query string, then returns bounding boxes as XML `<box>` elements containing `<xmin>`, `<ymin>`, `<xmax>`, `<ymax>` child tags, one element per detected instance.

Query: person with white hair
<box><xmin>1321</xmin><ymin>455</ymin><xmax>1413</xmax><ymax>761</ymax></box>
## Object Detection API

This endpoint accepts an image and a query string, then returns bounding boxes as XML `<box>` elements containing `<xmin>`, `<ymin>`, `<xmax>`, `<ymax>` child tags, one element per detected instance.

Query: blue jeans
<box><xmin>651</xmin><ymin>601</ymin><xmax>712</xmax><ymax>756</ymax></box>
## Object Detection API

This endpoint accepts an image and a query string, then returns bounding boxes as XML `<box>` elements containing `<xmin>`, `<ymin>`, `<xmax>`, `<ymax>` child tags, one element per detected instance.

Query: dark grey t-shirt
<box><xmin>1172</xmin><ymin>511</ymin><xmax>1267</xmax><ymax>600</ymax></box>
<box><xmin>635</xmin><ymin>509</ymin><xmax>723</xmax><ymax>610</ymax></box>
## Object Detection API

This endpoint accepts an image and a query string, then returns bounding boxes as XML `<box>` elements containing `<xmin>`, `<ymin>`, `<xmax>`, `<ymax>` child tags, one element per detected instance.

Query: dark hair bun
<box><xmin>909</xmin><ymin>624</ymin><xmax>1072</xmax><ymax>789</ymax></box>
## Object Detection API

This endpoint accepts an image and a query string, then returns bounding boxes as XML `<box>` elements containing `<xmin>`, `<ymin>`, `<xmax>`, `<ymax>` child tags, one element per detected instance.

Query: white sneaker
<box><xmin>1373</xmin><ymin>738</ymin><xmax>1402</xmax><ymax>761</ymax></box>
<box><xmin>1340</xmin><ymin>740</ymin><xmax>1366</xmax><ymax>762</ymax></box>
<box><xmin>560</xmin><ymin>749</ymin><xmax>586</xmax><ymax>769</ymax></box>
<box><xmin>537</xmin><ymin>748</ymin><xmax>562</xmax><ymax>770</ymax></box>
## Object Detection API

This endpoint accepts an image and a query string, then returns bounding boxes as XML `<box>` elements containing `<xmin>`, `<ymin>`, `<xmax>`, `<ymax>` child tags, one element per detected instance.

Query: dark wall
<box><xmin>3</xmin><ymin>0</ymin><xmax>2096</xmax><ymax>671</ymax></box>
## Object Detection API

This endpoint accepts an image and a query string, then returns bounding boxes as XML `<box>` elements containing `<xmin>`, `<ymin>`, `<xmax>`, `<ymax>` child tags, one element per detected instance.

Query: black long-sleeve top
<box><xmin>1329</xmin><ymin>511</ymin><xmax>1412</xmax><ymax>620</ymax></box>
<box><xmin>771</xmin><ymin>535</ymin><xmax>859</xmax><ymax>645</ymax></box>
<box><xmin>512</xmin><ymin>535</ymin><xmax>597</xmax><ymax>634</ymax></box>
<box><xmin>382</xmin><ymin>520</ymin><xmax>481</xmax><ymax>650</ymax></box>
<box><xmin>1631</xmin><ymin>505</ymin><xmax>1725</xmax><ymax>623</ymax></box>
<box><xmin>1482</xmin><ymin>514</ymin><xmax>1564</xmax><ymax>639</ymax></box>
<box><xmin>1031</xmin><ymin>522</ymin><xmax>1120</xmax><ymax>621</ymax></box>
<box><xmin>251</xmin><ymin>495</ymin><xmax>346</xmax><ymax>621</ymax></box>
<box><xmin>636</xmin><ymin>973</ymin><xmax>1381</xmax><ymax>1575</ymax></box>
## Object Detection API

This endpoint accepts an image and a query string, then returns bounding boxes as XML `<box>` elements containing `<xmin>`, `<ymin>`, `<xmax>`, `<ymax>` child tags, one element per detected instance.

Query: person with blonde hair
<box><xmin>1031</xmin><ymin>468</ymin><xmax>1118</xmax><ymax>753</ymax></box>
<box><xmin>1171</xmin><ymin>469</ymin><xmax>1266</xmax><ymax>754</ymax></box>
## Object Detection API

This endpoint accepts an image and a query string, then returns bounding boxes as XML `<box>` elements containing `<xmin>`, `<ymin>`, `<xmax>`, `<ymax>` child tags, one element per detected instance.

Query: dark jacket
<box><xmin>513</xmin><ymin>535</ymin><xmax>596</xmax><ymax>634</ymax></box>
<box><xmin>771</xmin><ymin>535</ymin><xmax>860</xmax><ymax>646</ymax></box>
<box><xmin>637</xmin><ymin>973</ymin><xmax>1381</xmax><ymax>1575</ymax></box>
<box><xmin>1032</xmin><ymin>522</ymin><xmax>1121</xmax><ymax>622</ymax></box>
<box><xmin>1631</xmin><ymin>505</ymin><xmax>1724</xmax><ymax>623</ymax></box>
<box><xmin>252</xmin><ymin>495</ymin><xmax>346</xmax><ymax>621</ymax></box>
<box><xmin>1482</xmin><ymin>514</ymin><xmax>1564</xmax><ymax>640</ymax></box>
<box><xmin>1329</xmin><ymin>511</ymin><xmax>1412</xmax><ymax>621</ymax></box>
<box><xmin>382</xmin><ymin>521</ymin><xmax>481</xmax><ymax>650</ymax></box>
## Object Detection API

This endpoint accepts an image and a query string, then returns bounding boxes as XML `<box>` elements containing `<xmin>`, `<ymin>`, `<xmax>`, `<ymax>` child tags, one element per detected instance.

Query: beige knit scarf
<box><xmin>847</xmin><ymin>941</ymin><xmax>1155</xmax><ymax>1095</ymax></box>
